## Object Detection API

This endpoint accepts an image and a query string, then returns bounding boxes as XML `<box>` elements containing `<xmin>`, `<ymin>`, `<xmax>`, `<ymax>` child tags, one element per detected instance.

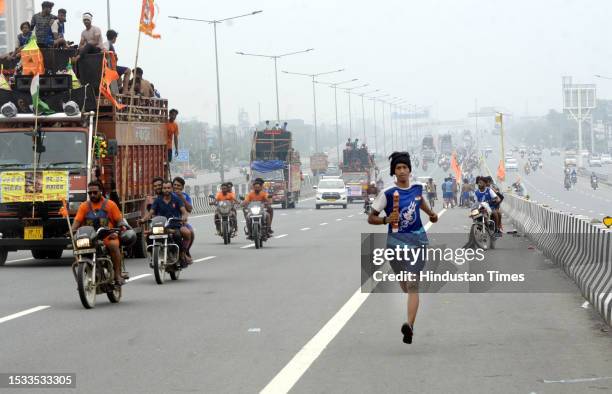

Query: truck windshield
<box><xmin>0</xmin><ymin>131</ymin><xmax>87</xmax><ymax>170</ymax></box>
<box><xmin>252</xmin><ymin>169</ymin><xmax>284</xmax><ymax>181</ymax></box>
<box><xmin>342</xmin><ymin>174</ymin><xmax>365</xmax><ymax>183</ymax></box>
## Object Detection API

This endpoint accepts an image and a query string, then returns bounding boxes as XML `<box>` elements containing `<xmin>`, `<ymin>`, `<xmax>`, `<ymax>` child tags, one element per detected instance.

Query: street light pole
<box><xmin>357</xmin><ymin>89</ymin><xmax>379</xmax><ymax>143</ymax></box>
<box><xmin>169</xmin><ymin>11</ymin><xmax>263</xmax><ymax>183</ymax></box>
<box><xmin>342</xmin><ymin>84</ymin><xmax>368</xmax><ymax>140</ymax></box>
<box><xmin>236</xmin><ymin>48</ymin><xmax>314</xmax><ymax>123</ymax></box>
<box><xmin>283</xmin><ymin>68</ymin><xmax>344</xmax><ymax>153</ymax></box>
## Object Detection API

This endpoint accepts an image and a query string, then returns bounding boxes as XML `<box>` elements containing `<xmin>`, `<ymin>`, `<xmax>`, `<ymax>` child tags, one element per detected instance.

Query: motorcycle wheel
<box><xmin>222</xmin><ymin>221</ymin><xmax>230</xmax><ymax>245</ymax></box>
<box><xmin>253</xmin><ymin>225</ymin><xmax>261</xmax><ymax>249</ymax></box>
<box><xmin>471</xmin><ymin>223</ymin><xmax>489</xmax><ymax>251</ymax></box>
<box><xmin>152</xmin><ymin>245</ymin><xmax>165</xmax><ymax>285</ymax></box>
<box><xmin>107</xmin><ymin>268</ymin><xmax>122</xmax><ymax>303</ymax></box>
<box><xmin>77</xmin><ymin>262</ymin><xmax>96</xmax><ymax>309</ymax></box>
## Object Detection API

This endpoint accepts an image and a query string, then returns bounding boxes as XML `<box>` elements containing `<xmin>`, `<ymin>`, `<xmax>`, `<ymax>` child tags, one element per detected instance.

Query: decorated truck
<box><xmin>250</xmin><ymin>128</ymin><xmax>302</xmax><ymax>209</ymax></box>
<box><xmin>340</xmin><ymin>146</ymin><xmax>377</xmax><ymax>203</ymax></box>
<box><xmin>309</xmin><ymin>152</ymin><xmax>329</xmax><ymax>177</ymax></box>
<box><xmin>0</xmin><ymin>50</ymin><xmax>167</xmax><ymax>264</ymax></box>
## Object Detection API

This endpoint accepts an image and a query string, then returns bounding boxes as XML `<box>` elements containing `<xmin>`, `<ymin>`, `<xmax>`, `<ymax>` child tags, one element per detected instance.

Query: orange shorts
<box><xmin>103</xmin><ymin>233</ymin><xmax>120</xmax><ymax>248</ymax></box>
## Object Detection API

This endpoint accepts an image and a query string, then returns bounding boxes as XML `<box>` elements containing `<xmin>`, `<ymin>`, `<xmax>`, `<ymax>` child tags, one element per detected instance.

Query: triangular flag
<box><xmin>30</xmin><ymin>74</ymin><xmax>54</xmax><ymax>115</ymax></box>
<box><xmin>99</xmin><ymin>54</ymin><xmax>125</xmax><ymax>110</ymax></box>
<box><xmin>21</xmin><ymin>34</ymin><xmax>45</xmax><ymax>76</ymax></box>
<box><xmin>496</xmin><ymin>159</ymin><xmax>506</xmax><ymax>182</ymax></box>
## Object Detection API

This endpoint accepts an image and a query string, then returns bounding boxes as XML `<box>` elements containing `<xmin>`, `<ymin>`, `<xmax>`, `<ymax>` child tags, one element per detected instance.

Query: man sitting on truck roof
<box><xmin>103</xmin><ymin>29</ymin><xmax>131</xmax><ymax>95</ymax></box>
<box><xmin>72</xmin><ymin>181</ymin><xmax>129</xmax><ymax>286</ymax></box>
<box><xmin>51</xmin><ymin>8</ymin><xmax>67</xmax><ymax>48</ymax></box>
<box><xmin>129</xmin><ymin>67</ymin><xmax>154</xmax><ymax>97</ymax></box>
<box><xmin>76</xmin><ymin>13</ymin><xmax>103</xmax><ymax>59</ymax></box>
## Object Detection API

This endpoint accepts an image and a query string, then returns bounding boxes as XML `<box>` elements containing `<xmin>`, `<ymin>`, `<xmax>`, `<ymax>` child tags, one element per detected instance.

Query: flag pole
<box><xmin>127</xmin><ymin>30</ymin><xmax>143</xmax><ymax>121</ymax></box>
<box><xmin>94</xmin><ymin>54</ymin><xmax>106</xmax><ymax>139</ymax></box>
<box><xmin>31</xmin><ymin>76</ymin><xmax>40</xmax><ymax>218</ymax></box>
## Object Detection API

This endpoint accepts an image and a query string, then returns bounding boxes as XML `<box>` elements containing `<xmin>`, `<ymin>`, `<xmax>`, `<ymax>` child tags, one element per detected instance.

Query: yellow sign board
<box><xmin>1</xmin><ymin>171</ymin><xmax>69</xmax><ymax>203</ymax></box>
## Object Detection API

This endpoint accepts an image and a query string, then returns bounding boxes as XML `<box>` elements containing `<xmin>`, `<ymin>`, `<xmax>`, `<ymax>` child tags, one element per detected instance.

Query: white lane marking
<box><xmin>0</xmin><ymin>306</ymin><xmax>50</xmax><ymax>324</ymax></box>
<box><xmin>126</xmin><ymin>274</ymin><xmax>151</xmax><ymax>282</ymax></box>
<box><xmin>543</xmin><ymin>376</ymin><xmax>612</xmax><ymax>384</ymax></box>
<box><xmin>241</xmin><ymin>244</ymin><xmax>255</xmax><ymax>249</ymax></box>
<box><xmin>336</xmin><ymin>218</ymin><xmax>343</xmax><ymax>221</ymax></box>
<box><xmin>191</xmin><ymin>213</ymin><xmax>214</xmax><ymax>219</ymax></box>
<box><xmin>193</xmin><ymin>256</ymin><xmax>216</xmax><ymax>263</ymax></box>
<box><xmin>348</xmin><ymin>215</ymin><xmax>354</xmax><ymax>218</ymax></box>
<box><xmin>274</xmin><ymin>234</ymin><xmax>288</xmax><ymax>239</ymax></box>
<box><xmin>260</xmin><ymin>208</ymin><xmax>446</xmax><ymax>394</ymax></box>
<box><xmin>320</xmin><ymin>222</ymin><xmax>328</xmax><ymax>226</ymax></box>
<box><xmin>300</xmin><ymin>227</ymin><xmax>311</xmax><ymax>231</ymax></box>
<box><xmin>281</xmin><ymin>213</ymin><xmax>288</xmax><ymax>216</ymax></box>
<box><xmin>6</xmin><ymin>257</ymin><xmax>34</xmax><ymax>263</ymax></box>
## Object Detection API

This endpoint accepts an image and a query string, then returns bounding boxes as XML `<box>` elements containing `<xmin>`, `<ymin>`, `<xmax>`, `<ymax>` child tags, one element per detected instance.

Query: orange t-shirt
<box><xmin>244</xmin><ymin>190</ymin><xmax>269</xmax><ymax>203</ymax></box>
<box><xmin>215</xmin><ymin>191</ymin><xmax>236</xmax><ymax>201</ymax></box>
<box><xmin>166</xmin><ymin>122</ymin><xmax>179</xmax><ymax>149</ymax></box>
<box><xmin>75</xmin><ymin>198</ymin><xmax>123</xmax><ymax>228</ymax></box>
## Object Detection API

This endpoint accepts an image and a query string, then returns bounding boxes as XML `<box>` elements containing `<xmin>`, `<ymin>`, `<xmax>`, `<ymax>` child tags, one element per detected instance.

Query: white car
<box><xmin>588</xmin><ymin>155</ymin><xmax>602</xmax><ymax>167</ymax></box>
<box><xmin>600</xmin><ymin>154</ymin><xmax>612</xmax><ymax>165</ymax></box>
<box><xmin>315</xmin><ymin>178</ymin><xmax>348</xmax><ymax>209</ymax></box>
<box><xmin>505</xmin><ymin>158</ymin><xmax>518</xmax><ymax>171</ymax></box>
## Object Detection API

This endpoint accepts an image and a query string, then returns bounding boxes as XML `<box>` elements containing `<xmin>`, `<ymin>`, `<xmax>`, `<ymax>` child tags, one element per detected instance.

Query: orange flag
<box><xmin>0</xmin><ymin>0</ymin><xmax>5</xmax><ymax>15</ymax></box>
<box><xmin>451</xmin><ymin>152</ymin><xmax>462</xmax><ymax>182</ymax></box>
<box><xmin>140</xmin><ymin>0</ymin><xmax>161</xmax><ymax>39</ymax></box>
<box><xmin>59</xmin><ymin>199</ymin><xmax>69</xmax><ymax>218</ymax></box>
<box><xmin>497</xmin><ymin>159</ymin><xmax>506</xmax><ymax>182</ymax></box>
<box><xmin>21</xmin><ymin>35</ymin><xmax>45</xmax><ymax>76</ymax></box>
<box><xmin>100</xmin><ymin>52</ymin><xmax>125</xmax><ymax>110</ymax></box>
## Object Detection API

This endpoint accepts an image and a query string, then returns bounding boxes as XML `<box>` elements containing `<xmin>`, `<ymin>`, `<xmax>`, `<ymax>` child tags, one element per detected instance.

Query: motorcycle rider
<box><xmin>212</xmin><ymin>182</ymin><xmax>238</xmax><ymax>235</ymax></box>
<box><xmin>571</xmin><ymin>168</ymin><xmax>577</xmax><ymax>184</ymax></box>
<box><xmin>479</xmin><ymin>176</ymin><xmax>502</xmax><ymax>235</ymax></box>
<box><xmin>364</xmin><ymin>182</ymin><xmax>378</xmax><ymax>213</ymax></box>
<box><xmin>72</xmin><ymin>181</ymin><xmax>129</xmax><ymax>286</ymax></box>
<box><xmin>591</xmin><ymin>172</ymin><xmax>598</xmax><ymax>189</ymax></box>
<box><xmin>367</xmin><ymin>151</ymin><xmax>438</xmax><ymax>345</ymax></box>
<box><xmin>172</xmin><ymin>176</ymin><xmax>195</xmax><ymax>258</ymax></box>
<box><xmin>242</xmin><ymin>178</ymin><xmax>273</xmax><ymax>237</ymax></box>
<box><xmin>140</xmin><ymin>180</ymin><xmax>191</xmax><ymax>264</ymax></box>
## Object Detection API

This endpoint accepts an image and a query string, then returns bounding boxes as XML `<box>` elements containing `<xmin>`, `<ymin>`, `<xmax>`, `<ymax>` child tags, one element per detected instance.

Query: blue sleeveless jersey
<box><xmin>383</xmin><ymin>184</ymin><xmax>428</xmax><ymax>247</ymax></box>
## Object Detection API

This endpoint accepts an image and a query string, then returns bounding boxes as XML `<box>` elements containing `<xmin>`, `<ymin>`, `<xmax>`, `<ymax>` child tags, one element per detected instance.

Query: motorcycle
<box><xmin>210</xmin><ymin>195</ymin><xmax>237</xmax><ymax>245</ymax></box>
<box><xmin>468</xmin><ymin>202</ymin><xmax>496</xmax><ymax>250</ymax></box>
<box><xmin>72</xmin><ymin>226</ymin><xmax>126</xmax><ymax>309</ymax></box>
<box><xmin>591</xmin><ymin>178</ymin><xmax>598</xmax><ymax>190</ymax></box>
<box><xmin>245</xmin><ymin>201</ymin><xmax>269</xmax><ymax>249</ymax></box>
<box><xmin>364</xmin><ymin>195</ymin><xmax>375</xmax><ymax>214</ymax></box>
<box><xmin>538</xmin><ymin>161</ymin><xmax>543</xmax><ymax>169</ymax></box>
<box><xmin>571</xmin><ymin>174</ymin><xmax>577</xmax><ymax>185</ymax></box>
<box><xmin>564</xmin><ymin>177</ymin><xmax>571</xmax><ymax>190</ymax></box>
<box><xmin>147</xmin><ymin>216</ymin><xmax>185</xmax><ymax>284</ymax></box>
<box><xmin>422</xmin><ymin>161</ymin><xmax>428</xmax><ymax>171</ymax></box>
<box><xmin>524</xmin><ymin>165</ymin><xmax>530</xmax><ymax>175</ymax></box>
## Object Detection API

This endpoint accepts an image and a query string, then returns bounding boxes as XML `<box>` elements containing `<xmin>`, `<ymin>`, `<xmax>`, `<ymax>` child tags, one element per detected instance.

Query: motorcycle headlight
<box><xmin>76</xmin><ymin>238</ymin><xmax>90</xmax><ymax>248</ymax></box>
<box><xmin>250</xmin><ymin>206</ymin><xmax>262</xmax><ymax>215</ymax></box>
<box><xmin>152</xmin><ymin>226</ymin><xmax>165</xmax><ymax>235</ymax></box>
<box><xmin>470</xmin><ymin>209</ymin><xmax>479</xmax><ymax>217</ymax></box>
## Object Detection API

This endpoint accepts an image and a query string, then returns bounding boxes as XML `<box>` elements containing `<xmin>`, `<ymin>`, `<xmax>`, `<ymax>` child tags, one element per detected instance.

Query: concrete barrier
<box><xmin>504</xmin><ymin>194</ymin><xmax>612</xmax><ymax>326</ymax></box>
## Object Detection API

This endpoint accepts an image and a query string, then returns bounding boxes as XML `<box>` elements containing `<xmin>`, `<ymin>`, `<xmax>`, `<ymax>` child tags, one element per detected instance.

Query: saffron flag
<box><xmin>59</xmin><ymin>199</ymin><xmax>69</xmax><ymax>218</ymax></box>
<box><xmin>450</xmin><ymin>152</ymin><xmax>462</xmax><ymax>182</ymax></box>
<box><xmin>140</xmin><ymin>0</ymin><xmax>161</xmax><ymax>39</ymax></box>
<box><xmin>497</xmin><ymin>159</ymin><xmax>506</xmax><ymax>182</ymax></box>
<box><xmin>21</xmin><ymin>34</ymin><xmax>45</xmax><ymax>76</ymax></box>
<box><xmin>100</xmin><ymin>53</ymin><xmax>125</xmax><ymax>110</ymax></box>
<box><xmin>30</xmin><ymin>74</ymin><xmax>54</xmax><ymax>115</ymax></box>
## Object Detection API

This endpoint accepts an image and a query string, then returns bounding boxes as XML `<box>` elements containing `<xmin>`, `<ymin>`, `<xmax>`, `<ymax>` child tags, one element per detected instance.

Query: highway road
<box><xmin>1</xmin><ymin>161</ymin><xmax>611</xmax><ymax>393</ymax></box>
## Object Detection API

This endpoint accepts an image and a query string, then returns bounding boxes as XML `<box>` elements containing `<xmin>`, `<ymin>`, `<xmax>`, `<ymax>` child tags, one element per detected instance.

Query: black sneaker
<box><xmin>401</xmin><ymin>323</ymin><xmax>413</xmax><ymax>344</ymax></box>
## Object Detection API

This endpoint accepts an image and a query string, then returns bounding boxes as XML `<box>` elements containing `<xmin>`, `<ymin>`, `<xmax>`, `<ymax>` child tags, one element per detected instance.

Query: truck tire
<box><xmin>0</xmin><ymin>249</ymin><xmax>7</xmax><ymax>266</ymax></box>
<box><xmin>47</xmin><ymin>249</ymin><xmax>63</xmax><ymax>260</ymax></box>
<box><xmin>31</xmin><ymin>249</ymin><xmax>48</xmax><ymax>259</ymax></box>
<box><xmin>132</xmin><ymin>231</ymin><xmax>148</xmax><ymax>259</ymax></box>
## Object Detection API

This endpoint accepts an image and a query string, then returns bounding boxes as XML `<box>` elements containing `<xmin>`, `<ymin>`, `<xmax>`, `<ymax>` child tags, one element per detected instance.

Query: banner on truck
<box><xmin>0</xmin><ymin>171</ymin><xmax>69</xmax><ymax>203</ymax></box>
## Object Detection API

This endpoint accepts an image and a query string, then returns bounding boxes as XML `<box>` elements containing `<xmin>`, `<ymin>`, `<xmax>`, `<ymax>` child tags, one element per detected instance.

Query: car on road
<box><xmin>550</xmin><ymin>149</ymin><xmax>560</xmax><ymax>156</ymax></box>
<box><xmin>315</xmin><ymin>177</ymin><xmax>347</xmax><ymax>209</ymax></box>
<box><xmin>588</xmin><ymin>155</ymin><xmax>602</xmax><ymax>167</ymax></box>
<box><xmin>505</xmin><ymin>158</ymin><xmax>518</xmax><ymax>171</ymax></box>
<box><xmin>600</xmin><ymin>154</ymin><xmax>612</xmax><ymax>165</ymax></box>
<box><xmin>183</xmin><ymin>168</ymin><xmax>196</xmax><ymax>179</ymax></box>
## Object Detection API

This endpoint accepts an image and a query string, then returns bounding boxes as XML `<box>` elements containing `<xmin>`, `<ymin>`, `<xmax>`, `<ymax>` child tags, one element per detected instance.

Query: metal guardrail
<box><xmin>503</xmin><ymin>193</ymin><xmax>612</xmax><ymax>326</ymax></box>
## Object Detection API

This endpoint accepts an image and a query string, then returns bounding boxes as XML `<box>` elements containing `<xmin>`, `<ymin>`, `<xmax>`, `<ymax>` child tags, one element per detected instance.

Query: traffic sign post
<box><xmin>176</xmin><ymin>149</ymin><xmax>190</xmax><ymax>163</ymax></box>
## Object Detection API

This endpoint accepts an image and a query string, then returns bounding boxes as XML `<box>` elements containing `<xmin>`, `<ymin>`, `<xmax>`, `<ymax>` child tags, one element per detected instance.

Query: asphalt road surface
<box><xmin>1</xmin><ymin>162</ymin><xmax>611</xmax><ymax>393</ymax></box>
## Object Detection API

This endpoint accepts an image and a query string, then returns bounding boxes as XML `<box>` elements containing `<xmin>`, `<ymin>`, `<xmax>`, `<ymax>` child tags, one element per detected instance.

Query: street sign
<box><xmin>176</xmin><ymin>149</ymin><xmax>189</xmax><ymax>163</ymax></box>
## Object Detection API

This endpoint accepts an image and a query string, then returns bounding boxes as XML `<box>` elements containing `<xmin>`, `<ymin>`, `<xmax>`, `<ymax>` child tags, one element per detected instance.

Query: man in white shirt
<box><xmin>76</xmin><ymin>12</ymin><xmax>103</xmax><ymax>60</ymax></box>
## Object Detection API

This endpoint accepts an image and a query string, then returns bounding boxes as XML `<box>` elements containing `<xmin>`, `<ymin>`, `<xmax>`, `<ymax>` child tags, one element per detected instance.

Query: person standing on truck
<box><xmin>166</xmin><ymin>109</ymin><xmax>179</xmax><ymax>168</ymax></box>
<box><xmin>72</xmin><ymin>181</ymin><xmax>129</xmax><ymax>285</ymax></box>
<box><xmin>30</xmin><ymin>1</ymin><xmax>56</xmax><ymax>48</ymax></box>
<box><xmin>242</xmin><ymin>178</ymin><xmax>274</xmax><ymax>236</ymax></box>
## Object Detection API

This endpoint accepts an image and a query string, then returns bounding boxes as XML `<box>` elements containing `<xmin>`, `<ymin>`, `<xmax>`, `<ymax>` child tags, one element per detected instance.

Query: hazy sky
<box><xmin>34</xmin><ymin>0</ymin><xmax>612</xmax><ymax>125</ymax></box>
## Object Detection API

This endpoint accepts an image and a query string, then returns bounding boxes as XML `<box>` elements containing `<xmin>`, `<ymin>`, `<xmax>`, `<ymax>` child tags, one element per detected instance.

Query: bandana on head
<box><xmin>82</xmin><ymin>13</ymin><xmax>93</xmax><ymax>21</ymax></box>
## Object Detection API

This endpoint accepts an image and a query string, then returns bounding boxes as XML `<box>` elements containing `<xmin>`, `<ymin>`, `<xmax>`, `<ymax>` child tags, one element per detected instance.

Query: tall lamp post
<box><xmin>236</xmin><ymin>48</ymin><xmax>314</xmax><ymax>123</ymax></box>
<box><xmin>367</xmin><ymin>93</ymin><xmax>389</xmax><ymax>156</ymax></box>
<box><xmin>357</xmin><ymin>89</ymin><xmax>379</xmax><ymax>142</ymax></box>
<box><xmin>283</xmin><ymin>68</ymin><xmax>344</xmax><ymax>153</ymax></box>
<box><xmin>315</xmin><ymin>78</ymin><xmax>359</xmax><ymax>165</ymax></box>
<box><xmin>342</xmin><ymin>84</ymin><xmax>369</xmax><ymax>139</ymax></box>
<box><xmin>169</xmin><ymin>10</ymin><xmax>263</xmax><ymax>182</ymax></box>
